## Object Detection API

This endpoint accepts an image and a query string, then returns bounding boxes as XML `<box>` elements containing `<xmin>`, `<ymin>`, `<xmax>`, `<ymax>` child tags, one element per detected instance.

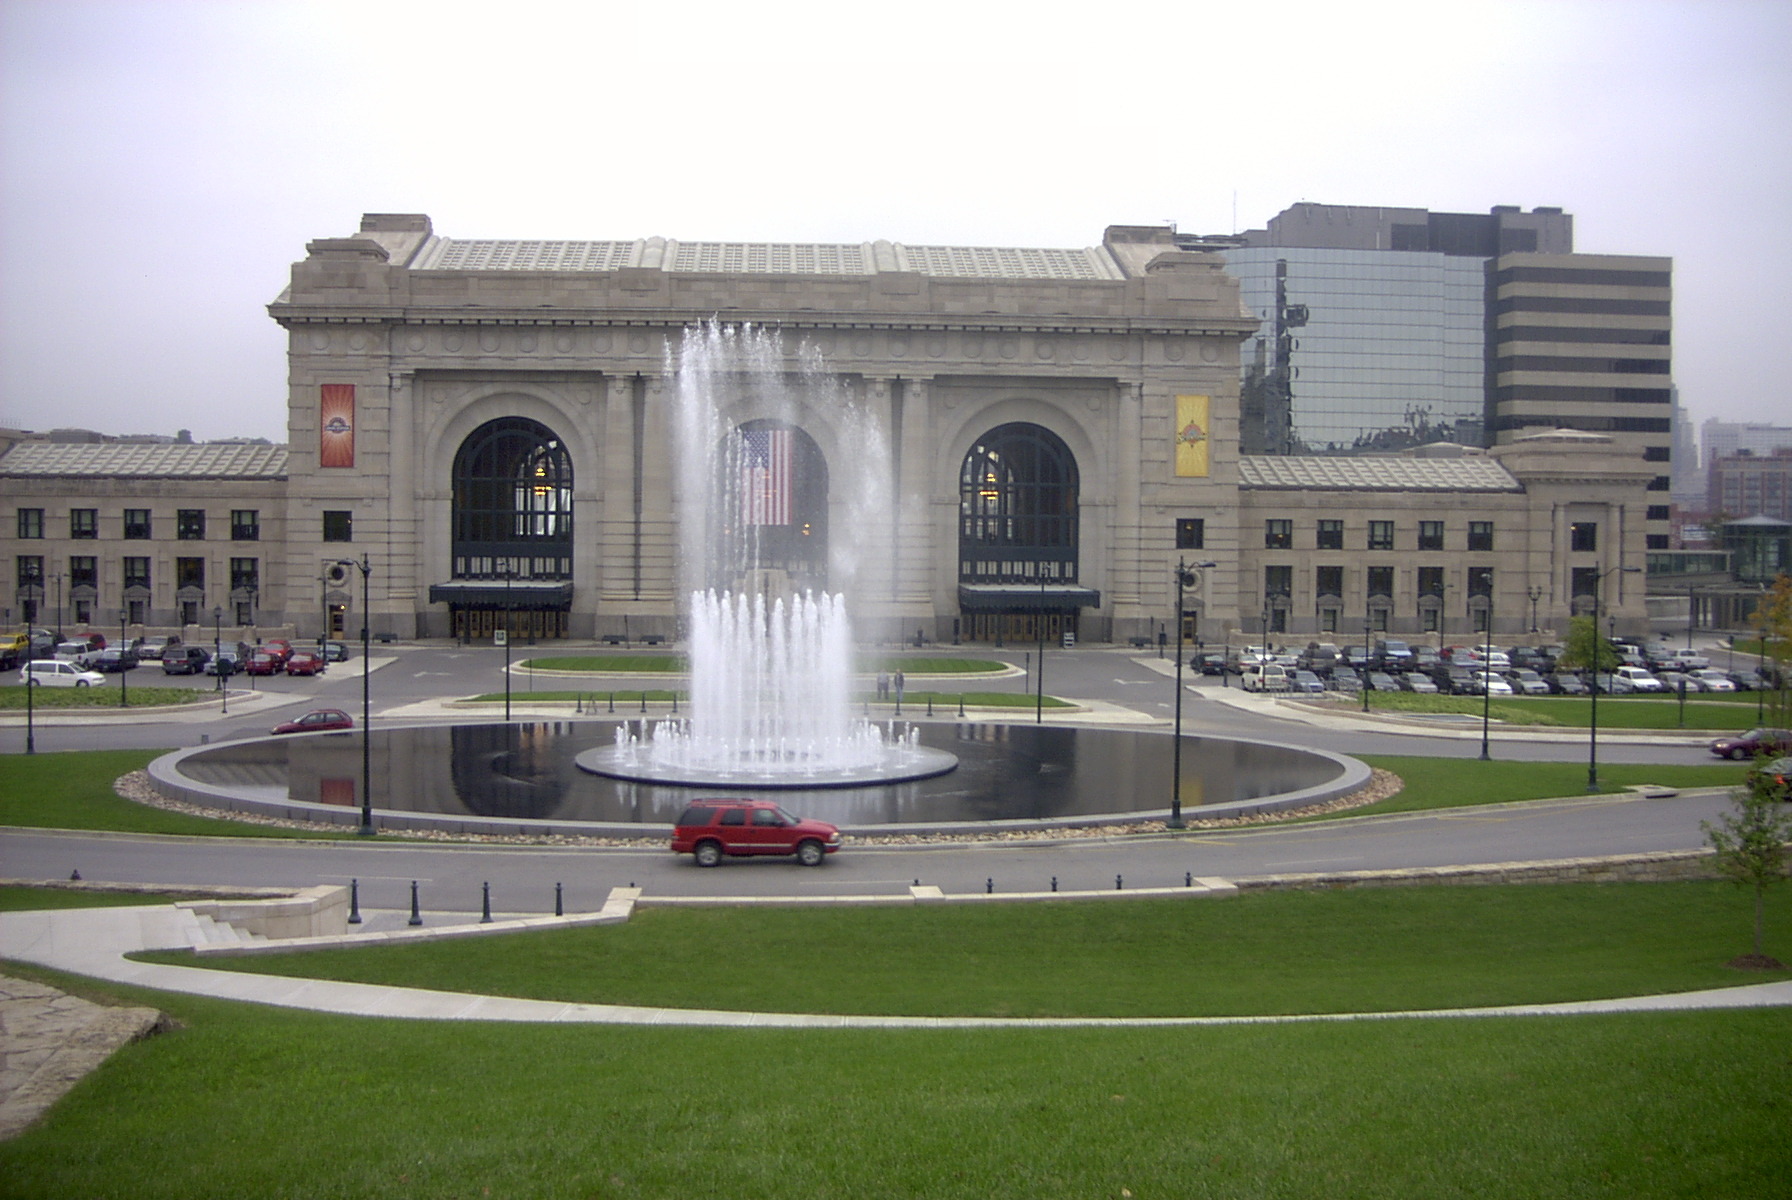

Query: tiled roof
<box><xmin>1238</xmin><ymin>454</ymin><xmax>1520</xmax><ymax>491</ymax></box>
<box><xmin>0</xmin><ymin>442</ymin><xmax>288</xmax><ymax>479</ymax></box>
<box><xmin>414</xmin><ymin>237</ymin><xmax>1124</xmax><ymax>281</ymax></box>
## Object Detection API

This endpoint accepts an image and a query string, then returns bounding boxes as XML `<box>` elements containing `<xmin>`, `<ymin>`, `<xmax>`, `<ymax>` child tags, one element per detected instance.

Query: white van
<box><xmin>21</xmin><ymin>660</ymin><xmax>106</xmax><ymax>688</ymax></box>
<box><xmin>1614</xmin><ymin>665</ymin><xmax>1664</xmax><ymax>692</ymax></box>
<box><xmin>1240</xmin><ymin>663</ymin><xmax>1290</xmax><ymax>692</ymax></box>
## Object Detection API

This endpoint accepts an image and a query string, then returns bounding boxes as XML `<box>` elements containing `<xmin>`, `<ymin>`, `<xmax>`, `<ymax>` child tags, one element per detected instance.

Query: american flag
<box><xmin>738</xmin><ymin>427</ymin><xmax>793</xmax><ymax>526</ymax></box>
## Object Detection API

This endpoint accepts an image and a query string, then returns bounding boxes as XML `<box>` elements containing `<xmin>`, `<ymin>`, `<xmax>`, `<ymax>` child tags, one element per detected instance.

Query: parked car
<box><xmin>1329</xmin><ymin>667</ymin><xmax>1362</xmax><ymax>692</ymax></box>
<box><xmin>88</xmin><ymin>648</ymin><xmax>140</xmax><ymax>673</ymax></box>
<box><xmin>1654</xmin><ymin>648</ymin><xmax>1710</xmax><ymax>672</ymax></box>
<box><xmin>1509</xmin><ymin>668</ymin><xmax>1551</xmax><ymax>695</ymax></box>
<box><xmin>1687</xmin><ymin>669</ymin><xmax>1735</xmax><ymax>693</ymax></box>
<box><xmin>1590</xmin><ymin>672</ymin><xmax>1633</xmax><ymax>695</ymax></box>
<box><xmin>270</xmin><ymin>708</ymin><xmax>355</xmax><ymax>735</ymax></box>
<box><xmin>1373</xmin><ymin>639</ymin><xmax>1413</xmax><ymax>669</ymax></box>
<box><xmin>1192</xmin><ymin>652</ymin><xmax>1228</xmax><ymax>675</ymax></box>
<box><xmin>1240</xmin><ymin>664</ymin><xmax>1290</xmax><ymax>692</ymax></box>
<box><xmin>1509</xmin><ymin>646</ymin><xmax>1552</xmax><ymax>672</ymax></box>
<box><xmin>1400</xmin><ymin>672</ymin><xmax>1439</xmax><ymax>694</ymax></box>
<box><xmin>205</xmin><ymin>649</ymin><xmax>244</xmax><ymax>677</ymax></box>
<box><xmin>51</xmin><ymin>641</ymin><xmax>100</xmax><ymax>665</ymax></box>
<box><xmin>1613</xmin><ymin>666</ymin><xmax>1664</xmax><ymax>692</ymax></box>
<box><xmin>671</xmin><ymin>798</ymin><xmax>842</xmax><ymax>867</ymax></box>
<box><xmin>1547</xmin><ymin>672</ymin><xmax>1589</xmax><ymax>696</ymax></box>
<box><xmin>1473</xmin><ymin>671</ymin><xmax>1514</xmax><ymax>696</ymax></box>
<box><xmin>321</xmin><ymin>640</ymin><xmax>350</xmax><ymax>662</ymax></box>
<box><xmin>1709</xmin><ymin>728</ymin><xmax>1792</xmax><ymax>761</ymax></box>
<box><xmin>243</xmin><ymin>652</ymin><xmax>282</xmax><ymax>676</ymax></box>
<box><xmin>1366</xmin><ymin>671</ymin><xmax>1401</xmax><ymax>692</ymax></box>
<box><xmin>1289</xmin><ymin>669</ymin><xmax>1326</xmax><ymax>694</ymax></box>
<box><xmin>161</xmin><ymin>646</ymin><xmax>212</xmax><ymax>675</ymax></box>
<box><xmin>132</xmin><ymin>635</ymin><xmax>181</xmax><ymax>662</ymax></box>
<box><xmin>285</xmin><ymin>651</ymin><xmax>326</xmax><ymax>676</ymax></box>
<box><xmin>1728</xmin><ymin>668</ymin><xmax>1766</xmax><ymax>691</ymax></box>
<box><xmin>260</xmin><ymin>638</ymin><xmax>295</xmax><ymax>665</ymax></box>
<box><xmin>20</xmin><ymin>660</ymin><xmax>105</xmax><ymax>688</ymax></box>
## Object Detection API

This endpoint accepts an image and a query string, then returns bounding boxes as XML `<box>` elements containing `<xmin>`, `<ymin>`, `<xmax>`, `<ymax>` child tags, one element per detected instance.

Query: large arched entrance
<box><xmin>957</xmin><ymin>422</ymin><xmax>1096</xmax><ymax>643</ymax></box>
<box><xmin>431</xmin><ymin>416</ymin><xmax>574</xmax><ymax>640</ymax></box>
<box><xmin>708</xmin><ymin>419</ymin><xmax>829</xmax><ymax>595</ymax></box>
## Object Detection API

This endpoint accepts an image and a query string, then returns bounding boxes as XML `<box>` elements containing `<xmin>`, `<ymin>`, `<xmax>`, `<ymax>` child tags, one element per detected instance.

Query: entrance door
<box><xmin>327</xmin><ymin>604</ymin><xmax>347</xmax><ymax>638</ymax></box>
<box><xmin>962</xmin><ymin>611</ymin><xmax>1076</xmax><ymax>643</ymax></box>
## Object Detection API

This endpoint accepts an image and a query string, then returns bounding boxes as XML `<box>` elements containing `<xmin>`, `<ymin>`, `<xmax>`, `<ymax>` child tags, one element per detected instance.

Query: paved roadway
<box><xmin>1</xmin><ymin>640</ymin><xmax>1751</xmax><ymax>913</ymax></box>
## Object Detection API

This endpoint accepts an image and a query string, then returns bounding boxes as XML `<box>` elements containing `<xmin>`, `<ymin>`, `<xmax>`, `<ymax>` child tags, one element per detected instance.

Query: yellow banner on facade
<box><xmin>1174</xmin><ymin>394</ymin><xmax>1210</xmax><ymax>477</ymax></box>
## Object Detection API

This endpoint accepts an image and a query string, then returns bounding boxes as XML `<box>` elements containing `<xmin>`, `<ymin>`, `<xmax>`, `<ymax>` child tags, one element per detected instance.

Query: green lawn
<box><xmin>0</xmin><ymin>682</ymin><xmax>213</xmax><ymax>711</ymax></box>
<box><xmin>0</xmin><ymin>750</ymin><xmax>353</xmax><ymax>839</ymax></box>
<box><xmin>1348</xmin><ymin>755</ymin><xmax>1751</xmax><ymax>817</ymax></box>
<box><xmin>0</xmin><ymin>885</ymin><xmax>215</xmax><ymax>910</ymax></box>
<box><xmin>136</xmin><ymin>882</ymin><xmax>1790</xmax><ymax>1017</ymax></box>
<box><xmin>1355</xmin><ymin>690</ymin><xmax>1768</xmax><ymax>729</ymax></box>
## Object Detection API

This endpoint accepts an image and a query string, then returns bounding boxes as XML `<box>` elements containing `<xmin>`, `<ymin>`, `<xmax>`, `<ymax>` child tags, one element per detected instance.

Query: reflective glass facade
<box><xmin>1222</xmin><ymin>247</ymin><xmax>1485</xmax><ymax>454</ymax></box>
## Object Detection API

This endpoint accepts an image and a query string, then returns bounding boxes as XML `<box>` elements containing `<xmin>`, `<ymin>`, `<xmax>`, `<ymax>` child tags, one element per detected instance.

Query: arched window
<box><xmin>958</xmin><ymin>423</ymin><xmax>1079</xmax><ymax>584</ymax></box>
<box><xmin>451</xmin><ymin>417</ymin><xmax>572</xmax><ymax>580</ymax></box>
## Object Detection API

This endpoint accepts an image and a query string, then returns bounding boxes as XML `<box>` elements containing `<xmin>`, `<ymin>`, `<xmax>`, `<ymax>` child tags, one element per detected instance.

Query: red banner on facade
<box><xmin>320</xmin><ymin>384</ymin><xmax>355</xmax><ymax>468</ymax></box>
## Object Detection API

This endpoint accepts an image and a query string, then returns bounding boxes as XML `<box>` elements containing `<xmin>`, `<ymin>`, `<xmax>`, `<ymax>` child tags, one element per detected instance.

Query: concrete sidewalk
<box><xmin>5</xmin><ymin>902</ymin><xmax>1789</xmax><ymax>1030</ymax></box>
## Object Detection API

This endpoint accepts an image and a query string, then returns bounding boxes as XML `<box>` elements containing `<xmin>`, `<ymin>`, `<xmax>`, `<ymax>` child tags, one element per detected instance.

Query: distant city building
<box><xmin>1701</xmin><ymin>418</ymin><xmax>1792</xmax><ymax>471</ymax></box>
<box><xmin>1184</xmin><ymin>201</ymin><xmax>1672</xmax><ymax>550</ymax></box>
<box><xmin>1708</xmin><ymin>447</ymin><xmax>1792</xmax><ymax>523</ymax></box>
<box><xmin>1670</xmin><ymin>397</ymin><xmax>1701</xmax><ymax>509</ymax></box>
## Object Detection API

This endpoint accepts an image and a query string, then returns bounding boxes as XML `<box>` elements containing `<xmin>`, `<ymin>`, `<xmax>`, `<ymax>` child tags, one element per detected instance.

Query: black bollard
<box><xmin>913</xmin><ymin>879</ymin><xmax>919</xmax><ymax>887</ymax></box>
<box><xmin>555</xmin><ymin>881</ymin><xmax>564</xmax><ymax>917</ymax></box>
<box><xmin>481</xmin><ymin>881</ymin><xmax>492</xmax><ymax>923</ymax></box>
<box><xmin>576</xmin><ymin>694</ymin><xmax>583</xmax><ymax>715</ymax></box>
<box><xmin>1185</xmin><ymin>871</ymin><xmax>1193</xmax><ymax>888</ymax></box>
<box><xmin>608</xmin><ymin>692</ymin><xmax>615</xmax><ymax>713</ymax></box>
<box><xmin>1051</xmin><ymin>876</ymin><xmax>1058</xmax><ymax>893</ymax></box>
<box><xmin>640</xmin><ymin>692</ymin><xmax>647</xmax><ymax>713</ymax></box>
<box><xmin>986</xmin><ymin>877</ymin><xmax>994</xmax><ymax>894</ymax></box>
<box><xmin>1116</xmin><ymin>874</ymin><xmax>1123</xmax><ymax>890</ymax></box>
<box><xmin>927</xmin><ymin>697</ymin><xmax>933</xmax><ymax>716</ymax></box>
<box><xmin>69</xmin><ymin>869</ymin><xmax>81</xmax><ymax>881</ymax></box>
<box><xmin>347</xmin><ymin>878</ymin><xmax>362</xmax><ymax>924</ymax></box>
<box><xmin>671</xmin><ymin>692</ymin><xmax>679</xmax><ymax>714</ymax></box>
<box><xmin>408</xmin><ymin>880</ymin><xmax>423</xmax><ymax>926</ymax></box>
<box><xmin>958</xmin><ymin>695</ymin><xmax>966</xmax><ymax>718</ymax></box>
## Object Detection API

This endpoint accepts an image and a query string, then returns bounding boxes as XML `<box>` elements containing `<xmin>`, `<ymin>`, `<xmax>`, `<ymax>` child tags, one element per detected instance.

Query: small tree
<box><xmin>1701</xmin><ymin>763</ymin><xmax>1792</xmax><ymax>968</ymax></box>
<box><xmin>1748</xmin><ymin>573</ymin><xmax>1791</xmax><ymax>727</ymax></box>
<box><xmin>1557</xmin><ymin>615</ymin><xmax>1618</xmax><ymax>674</ymax></box>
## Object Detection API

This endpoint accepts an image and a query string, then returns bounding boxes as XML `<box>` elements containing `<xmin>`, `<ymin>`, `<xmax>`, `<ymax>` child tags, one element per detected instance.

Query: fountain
<box><xmin>577</xmin><ymin>323</ymin><xmax>958</xmax><ymax>788</ymax></box>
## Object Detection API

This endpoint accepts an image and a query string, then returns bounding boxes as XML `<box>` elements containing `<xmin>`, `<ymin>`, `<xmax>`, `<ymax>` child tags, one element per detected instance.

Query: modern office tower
<box><xmin>1701</xmin><ymin>418</ymin><xmax>1792</xmax><ymax>470</ymax></box>
<box><xmin>1708</xmin><ymin>448</ymin><xmax>1792</xmax><ymax>523</ymax></box>
<box><xmin>1670</xmin><ymin>398</ymin><xmax>1701</xmax><ymax>509</ymax></box>
<box><xmin>1186</xmin><ymin>202</ymin><xmax>1672</xmax><ymax>549</ymax></box>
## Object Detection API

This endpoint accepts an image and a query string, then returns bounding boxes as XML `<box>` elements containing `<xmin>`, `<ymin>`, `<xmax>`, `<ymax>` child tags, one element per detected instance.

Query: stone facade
<box><xmin>0</xmin><ymin>213</ymin><xmax>1657</xmax><ymax>645</ymax></box>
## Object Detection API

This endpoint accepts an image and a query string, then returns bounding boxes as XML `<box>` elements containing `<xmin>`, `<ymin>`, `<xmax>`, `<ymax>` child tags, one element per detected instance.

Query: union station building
<box><xmin>2</xmin><ymin>214</ymin><xmax>1654</xmax><ymax>648</ymax></box>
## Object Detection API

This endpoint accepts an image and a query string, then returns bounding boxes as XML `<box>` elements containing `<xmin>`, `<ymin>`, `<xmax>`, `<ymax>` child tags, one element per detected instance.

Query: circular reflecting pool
<box><xmin>156</xmin><ymin>720</ymin><xmax>1367</xmax><ymax>834</ymax></box>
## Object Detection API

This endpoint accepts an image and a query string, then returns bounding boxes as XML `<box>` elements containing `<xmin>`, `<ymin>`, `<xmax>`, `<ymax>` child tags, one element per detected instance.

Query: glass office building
<box><xmin>1221</xmin><ymin>246</ymin><xmax>1486</xmax><ymax>454</ymax></box>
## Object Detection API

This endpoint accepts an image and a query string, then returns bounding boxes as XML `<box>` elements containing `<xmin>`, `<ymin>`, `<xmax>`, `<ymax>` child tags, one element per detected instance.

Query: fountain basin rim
<box><xmin>574</xmin><ymin>744</ymin><xmax>961</xmax><ymax>790</ymax></box>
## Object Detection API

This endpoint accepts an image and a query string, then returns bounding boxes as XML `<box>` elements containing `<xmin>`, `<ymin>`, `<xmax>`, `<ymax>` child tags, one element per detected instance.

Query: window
<box><xmin>176</xmin><ymin>557</ymin><xmax>205</xmax><ymax>590</ymax></box>
<box><xmin>124</xmin><ymin>557</ymin><xmax>151</xmax><ymax>590</ymax></box>
<box><xmin>1468</xmin><ymin>566</ymin><xmax>1493</xmax><ymax>598</ymax></box>
<box><xmin>1645</xmin><ymin>506</ymin><xmax>1671</xmax><ymax>522</ymax></box>
<box><xmin>1418</xmin><ymin>566</ymin><xmax>1445</xmax><ymax>598</ymax></box>
<box><xmin>323</xmin><ymin>511</ymin><xmax>353</xmax><ymax>543</ymax></box>
<box><xmin>1643</xmin><ymin>446</ymin><xmax>1671</xmax><ymax>462</ymax></box>
<box><xmin>70</xmin><ymin>556</ymin><xmax>97</xmax><ymax>587</ymax></box>
<box><xmin>17</xmin><ymin>555</ymin><xmax>44</xmax><ymax>587</ymax></box>
<box><xmin>1175</xmin><ymin>518</ymin><xmax>1205</xmax><ymax>550</ymax></box>
<box><xmin>230</xmin><ymin>557</ymin><xmax>259</xmax><ymax>592</ymax></box>
<box><xmin>1570</xmin><ymin>522</ymin><xmax>1598</xmax><ymax>552</ymax></box>
<box><xmin>177</xmin><ymin>510</ymin><xmax>206</xmax><ymax>540</ymax></box>
<box><xmin>124</xmin><ymin>509</ymin><xmax>151</xmax><ymax>539</ymax></box>
<box><xmin>1264</xmin><ymin>519</ymin><xmax>1292</xmax><ymax>550</ymax></box>
<box><xmin>1316</xmin><ymin>519</ymin><xmax>1343</xmax><ymax>550</ymax></box>
<box><xmin>1264</xmin><ymin>565</ymin><xmax>1292</xmax><ymax>597</ymax></box>
<box><xmin>1468</xmin><ymin>521</ymin><xmax>1494</xmax><ymax>552</ymax></box>
<box><xmin>1315</xmin><ymin>565</ymin><xmax>1343</xmax><ymax>597</ymax></box>
<box><xmin>1646</xmin><ymin>534</ymin><xmax>1671</xmax><ymax>550</ymax></box>
<box><xmin>17</xmin><ymin>509</ymin><xmax>43</xmax><ymax>539</ymax></box>
<box><xmin>231</xmin><ymin>510</ymin><xmax>260</xmax><ymax>541</ymax></box>
<box><xmin>70</xmin><ymin>509</ymin><xmax>98</xmax><ymax>539</ymax></box>
<box><xmin>1367</xmin><ymin>565</ymin><xmax>1394</xmax><ymax>598</ymax></box>
<box><xmin>1418</xmin><ymin>521</ymin><xmax>1444</xmax><ymax>552</ymax></box>
<box><xmin>1571</xmin><ymin>566</ymin><xmax>1601</xmax><ymax>601</ymax></box>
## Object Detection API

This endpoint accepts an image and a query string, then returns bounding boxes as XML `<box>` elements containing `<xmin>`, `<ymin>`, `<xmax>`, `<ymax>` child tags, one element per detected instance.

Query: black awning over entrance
<box><xmin>429</xmin><ymin>581</ymin><xmax>573</xmax><ymax>608</ymax></box>
<box><xmin>957</xmin><ymin>584</ymin><xmax>1101</xmax><ymax>612</ymax></box>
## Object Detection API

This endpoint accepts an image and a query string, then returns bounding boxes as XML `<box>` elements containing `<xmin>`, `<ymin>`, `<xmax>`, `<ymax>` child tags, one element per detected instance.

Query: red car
<box><xmin>262</xmin><ymin>638</ymin><xmax>295</xmax><ymax>665</ymax></box>
<box><xmin>1709</xmin><ymin>728</ymin><xmax>1792</xmax><ymax>761</ymax></box>
<box><xmin>270</xmin><ymin>708</ymin><xmax>354</xmax><ymax>735</ymax></box>
<box><xmin>243</xmin><ymin>652</ymin><xmax>282</xmax><ymax>676</ymax></box>
<box><xmin>284</xmin><ymin>651</ymin><xmax>325</xmax><ymax>676</ymax></box>
<box><xmin>671</xmin><ymin>799</ymin><xmax>842</xmax><ymax>867</ymax></box>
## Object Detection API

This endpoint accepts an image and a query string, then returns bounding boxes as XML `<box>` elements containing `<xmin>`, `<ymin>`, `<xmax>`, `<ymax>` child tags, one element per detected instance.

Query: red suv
<box><xmin>671</xmin><ymin>799</ymin><xmax>842</xmax><ymax>867</ymax></box>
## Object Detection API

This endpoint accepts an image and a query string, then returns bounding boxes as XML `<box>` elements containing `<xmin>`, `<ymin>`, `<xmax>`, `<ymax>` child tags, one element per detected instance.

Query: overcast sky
<box><xmin>2</xmin><ymin>0</ymin><xmax>1787</xmax><ymax>446</ymax></box>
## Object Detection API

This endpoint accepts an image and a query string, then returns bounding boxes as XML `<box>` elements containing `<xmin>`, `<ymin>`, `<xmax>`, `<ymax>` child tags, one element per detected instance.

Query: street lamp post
<box><xmin>212</xmin><ymin>606</ymin><xmax>227</xmax><ymax>715</ymax></box>
<box><xmin>1587</xmin><ymin>564</ymin><xmax>1642</xmax><ymax>793</ymax></box>
<box><xmin>118</xmin><ymin>609</ymin><xmax>128</xmax><ymax>709</ymax></box>
<box><xmin>1527</xmin><ymin>586</ymin><xmax>1543</xmax><ymax>635</ymax></box>
<box><xmin>334</xmin><ymin>556</ymin><xmax>375</xmax><ymax>836</ymax></box>
<box><xmin>1035</xmin><ymin>575</ymin><xmax>1046</xmax><ymax>725</ymax></box>
<box><xmin>503</xmin><ymin>567</ymin><xmax>513</xmax><ymax>722</ymax></box>
<box><xmin>53</xmin><ymin>573</ymin><xmax>64</xmax><ymax>642</ymax></box>
<box><xmin>1361</xmin><ymin>611</ymin><xmax>1373</xmax><ymax>713</ymax></box>
<box><xmin>1479</xmin><ymin>576</ymin><xmax>1494</xmax><ymax>761</ymax></box>
<box><xmin>1171</xmin><ymin>560</ymin><xmax>1217</xmax><ymax>830</ymax></box>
